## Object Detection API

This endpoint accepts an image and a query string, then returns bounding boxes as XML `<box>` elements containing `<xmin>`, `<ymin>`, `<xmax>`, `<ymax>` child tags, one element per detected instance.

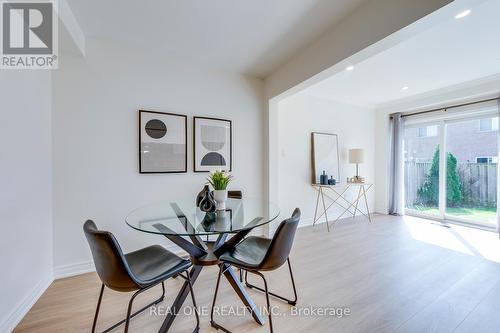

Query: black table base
<box><xmin>154</xmin><ymin>226</ymin><xmax>265</xmax><ymax>332</ymax></box>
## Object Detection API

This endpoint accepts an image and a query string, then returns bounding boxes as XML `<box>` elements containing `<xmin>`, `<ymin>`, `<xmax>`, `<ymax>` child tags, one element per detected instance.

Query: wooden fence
<box><xmin>404</xmin><ymin>161</ymin><xmax>497</xmax><ymax>208</ymax></box>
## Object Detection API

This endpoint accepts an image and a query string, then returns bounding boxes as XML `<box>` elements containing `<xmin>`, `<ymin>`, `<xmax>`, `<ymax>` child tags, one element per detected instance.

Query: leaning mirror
<box><xmin>311</xmin><ymin>132</ymin><xmax>340</xmax><ymax>184</ymax></box>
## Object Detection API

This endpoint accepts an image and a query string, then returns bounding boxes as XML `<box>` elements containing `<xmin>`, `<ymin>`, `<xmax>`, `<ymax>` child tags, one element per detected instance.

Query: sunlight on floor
<box><xmin>403</xmin><ymin>215</ymin><xmax>500</xmax><ymax>263</ymax></box>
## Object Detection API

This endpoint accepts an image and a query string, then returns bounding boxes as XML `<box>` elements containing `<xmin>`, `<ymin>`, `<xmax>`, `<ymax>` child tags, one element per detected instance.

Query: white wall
<box><xmin>374</xmin><ymin>75</ymin><xmax>500</xmax><ymax>214</ymax></box>
<box><xmin>277</xmin><ymin>94</ymin><xmax>375</xmax><ymax>227</ymax></box>
<box><xmin>0</xmin><ymin>71</ymin><xmax>53</xmax><ymax>332</ymax></box>
<box><xmin>264</xmin><ymin>0</ymin><xmax>454</xmax><ymax>212</ymax></box>
<box><xmin>52</xmin><ymin>39</ymin><xmax>266</xmax><ymax>274</ymax></box>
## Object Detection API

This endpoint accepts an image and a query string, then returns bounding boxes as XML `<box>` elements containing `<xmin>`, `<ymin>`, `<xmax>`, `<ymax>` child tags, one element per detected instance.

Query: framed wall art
<box><xmin>139</xmin><ymin>110</ymin><xmax>187</xmax><ymax>173</ymax></box>
<box><xmin>193</xmin><ymin>116</ymin><xmax>232</xmax><ymax>172</ymax></box>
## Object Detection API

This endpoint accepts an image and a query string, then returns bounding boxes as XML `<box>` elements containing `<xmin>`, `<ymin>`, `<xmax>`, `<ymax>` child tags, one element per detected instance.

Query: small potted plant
<box><xmin>207</xmin><ymin>170</ymin><xmax>233</xmax><ymax>210</ymax></box>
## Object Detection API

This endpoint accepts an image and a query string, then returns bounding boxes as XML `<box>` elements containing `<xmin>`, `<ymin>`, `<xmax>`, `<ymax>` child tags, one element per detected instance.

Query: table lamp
<box><xmin>348</xmin><ymin>149</ymin><xmax>364</xmax><ymax>183</ymax></box>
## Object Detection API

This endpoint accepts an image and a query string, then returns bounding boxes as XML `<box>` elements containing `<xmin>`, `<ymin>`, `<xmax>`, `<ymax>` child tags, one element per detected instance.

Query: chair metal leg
<box><xmin>253</xmin><ymin>271</ymin><xmax>273</xmax><ymax>333</ymax></box>
<box><xmin>210</xmin><ymin>264</ymin><xmax>233</xmax><ymax>333</ymax></box>
<box><xmin>212</xmin><ymin>264</ymin><xmax>282</xmax><ymax>333</ymax></box>
<box><xmin>286</xmin><ymin>259</ymin><xmax>298</xmax><ymax>306</ymax></box>
<box><xmin>92</xmin><ymin>284</ymin><xmax>105</xmax><ymax>333</ymax></box>
<box><xmin>210</xmin><ymin>264</ymin><xmax>229</xmax><ymax>332</ymax></box>
<box><xmin>183</xmin><ymin>272</ymin><xmax>200</xmax><ymax>333</ymax></box>
<box><xmin>245</xmin><ymin>258</ymin><xmax>298</xmax><ymax>306</ymax></box>
<box><xmin>93</xmin><ymin>282</ymin><xmax>165</xmax><ymax>333</ymax></box>
<box><xmin>124</xmin><ymin>288</ymin><xmax>143</xmax><ymax>333</ymax></box>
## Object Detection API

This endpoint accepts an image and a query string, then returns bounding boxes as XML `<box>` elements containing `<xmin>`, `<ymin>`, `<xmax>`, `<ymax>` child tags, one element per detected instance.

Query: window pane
<box><xmin>479</xmin><ymin>118</ymin><xmax>494</xmax><ymax>132</ymax></box>
<box><xmin>446</xmin><ymin>117</ymin><xmax>498</xmax><ymax>226</ymax></box>
<box><xmin>417</xmin><ymin>125</ymin><xmax>437</xmax><ymax>137</ymax></box>
<box><xmin>404</xmin><ymin>126</ymin><xmax>440</xmax><ymax>216</ymax></box>
<box><xmin>417</xmin><ymin>127</ymin><xmax>427</xmax><ymax>137</ymax></box>
<box><xmin>427</xmin><ymin>125</ymin><xmax>438</xmax><ymax>137</ymax></box>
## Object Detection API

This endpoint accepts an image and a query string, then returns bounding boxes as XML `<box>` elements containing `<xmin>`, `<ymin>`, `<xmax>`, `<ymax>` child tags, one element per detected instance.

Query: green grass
<box><xmin>408</xmin><ymin>206</ymin><xmax>497</xmax><ymax>224</ymax></box>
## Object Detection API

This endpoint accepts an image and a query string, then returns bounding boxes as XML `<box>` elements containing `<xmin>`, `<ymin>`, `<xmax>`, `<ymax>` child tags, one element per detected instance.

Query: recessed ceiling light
<box><xmin>402</xmin><ymin>86</ymin><xmax>409</xmax><ymax>91</ymax></box>
<box><xmin>455</xmin><ymin>9</ymin><xmax>471</xmax><ymax>19</ymax></box>
<box><xmin>346</xmin><ymin>65</ymin><xmax>354</xmax><ymax>71</ymax></box>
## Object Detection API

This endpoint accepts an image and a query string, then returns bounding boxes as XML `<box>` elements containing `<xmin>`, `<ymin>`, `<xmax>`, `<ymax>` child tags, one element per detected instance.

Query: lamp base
<box><xmin>348</xmin><ymin>176</ymin><xmax>365</xmax><ymax>183</ymax></box>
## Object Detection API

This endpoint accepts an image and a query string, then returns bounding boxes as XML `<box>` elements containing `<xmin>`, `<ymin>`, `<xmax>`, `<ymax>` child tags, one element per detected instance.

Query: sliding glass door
<box><xmin>403</xmin><ymin>114</ymin><xmax>498</xmax><ymax>228</ymax></box>
<box><xmin>445</xmin><ymin>117</ymin><xmax>498</xmax><ymax>227</ymax></box>
<box><xmin>404</xmin><ymin>123</ymin><xmax>442</xmax><ymax>218</ymax></box>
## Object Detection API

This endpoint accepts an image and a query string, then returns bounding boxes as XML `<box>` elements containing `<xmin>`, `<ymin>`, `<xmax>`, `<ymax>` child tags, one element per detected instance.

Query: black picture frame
<box><xmin>139</xmin><ymin>110</ymin><xmax>188</xmax><ymax>174</ymax></box>
<box><xmin>193</xmin><ymin>116</ymin><xmax>232</xmax><ymax>172</ymax></box>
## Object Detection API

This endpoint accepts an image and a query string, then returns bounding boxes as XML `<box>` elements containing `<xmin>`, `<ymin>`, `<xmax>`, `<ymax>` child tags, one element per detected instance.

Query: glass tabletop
<box><xmin>126</xmin><ymin>198</ymin><xmax>280</xmax><ymax>236</ymax></box>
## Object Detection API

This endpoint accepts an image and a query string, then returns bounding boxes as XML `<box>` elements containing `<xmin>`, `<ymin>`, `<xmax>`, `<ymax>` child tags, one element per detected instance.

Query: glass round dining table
<box><xmin>125</xmin><ymin>198</ymin><xmax>280</xmax><ymax>332</ymax></box>
<box><xmin>126</xmin><ymin>198</ymin><xmax>280</xmax><ymax>237</ymax></box>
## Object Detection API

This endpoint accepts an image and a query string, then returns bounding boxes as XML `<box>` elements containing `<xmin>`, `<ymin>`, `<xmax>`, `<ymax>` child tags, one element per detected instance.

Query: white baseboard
<box><xmin>0</xmin><ymin>274</ymin><xmax>53</xmax><ymax>333</ymax></box>
<box><xmin>54</xmin><ymin>260</ymin><xmax>95</xmax><ymax>279</ymax></box>
<box><xmin>298</xmin><ymin>212</ymin><xmax>382</xmax><ymax>229</ymax></box>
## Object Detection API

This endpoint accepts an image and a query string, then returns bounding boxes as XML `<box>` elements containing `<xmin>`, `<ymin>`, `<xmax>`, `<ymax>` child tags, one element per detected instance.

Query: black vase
<box><xmin>197</xmin><ymin>185</ymin><xmax>216</xmax><ymax>213</ymax></box>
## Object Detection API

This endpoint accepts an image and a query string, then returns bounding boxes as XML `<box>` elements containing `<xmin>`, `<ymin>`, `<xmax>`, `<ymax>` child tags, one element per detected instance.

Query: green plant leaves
<box><xmin>207</xmin><ymin>171</ymin><xmax>233</xmax><ymax>190</ymax></box>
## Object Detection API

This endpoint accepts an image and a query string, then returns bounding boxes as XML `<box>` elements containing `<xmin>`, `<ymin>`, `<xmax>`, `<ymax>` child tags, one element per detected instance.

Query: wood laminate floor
<box><xmin>14</xmin><ymin>214</ymin><xmax>500</xmax><ymax>333</ymax></box>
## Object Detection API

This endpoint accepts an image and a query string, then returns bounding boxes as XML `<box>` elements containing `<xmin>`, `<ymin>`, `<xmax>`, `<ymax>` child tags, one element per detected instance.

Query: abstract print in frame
<box><xmin>194</xmin><ymin>117</ymin><xmax>232</xmax><ymax>172</ymax></box>
<box><xmin>139</xmin><ymin>110</ymin><xmax>187</xmax><ymax>173</ymax></box>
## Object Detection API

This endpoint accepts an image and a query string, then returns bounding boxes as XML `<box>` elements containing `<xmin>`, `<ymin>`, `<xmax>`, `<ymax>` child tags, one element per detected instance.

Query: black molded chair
<box><xmin>83</xmin><ymin>220</ymin><xmax>199</xmax><ymax>333</ymax></box>
<box><xmin>210</xmin><ymin>208</ymin><xmax>301</xmax><ymax>333</ymax></box>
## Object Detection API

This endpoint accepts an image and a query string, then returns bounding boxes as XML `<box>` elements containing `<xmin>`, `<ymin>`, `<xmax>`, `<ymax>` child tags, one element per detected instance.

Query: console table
<box><xmin>312</xmin><ymin>183</ymin><xmax>373</xmax><ymax>232</ymax></box>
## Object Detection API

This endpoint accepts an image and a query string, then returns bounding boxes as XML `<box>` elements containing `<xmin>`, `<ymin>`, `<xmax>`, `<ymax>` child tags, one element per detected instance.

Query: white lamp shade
<box><xmin>349</xmin><ymin>149</ymin><xmax>364</xmax><ymax>163</ymax></box>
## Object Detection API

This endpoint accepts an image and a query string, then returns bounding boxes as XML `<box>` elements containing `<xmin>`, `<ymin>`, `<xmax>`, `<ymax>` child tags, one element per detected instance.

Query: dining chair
<box><xmin>210</xmin><ymin>208</ymin><xmax>301</xmax><ymax>333</ymax></box>
<box><xmin>227</xmin><ymin>190</ymin><xmax>243</xmax><ymax>199</ymax></box>
<box><xmin>83</xmin><ymin>220</ymin><xmax>200</xmax><ymax>333</ymax></box>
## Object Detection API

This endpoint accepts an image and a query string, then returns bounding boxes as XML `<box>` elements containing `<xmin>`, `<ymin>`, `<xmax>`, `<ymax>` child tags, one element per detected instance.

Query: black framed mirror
<box><xmin>311</xmin><ymin>132</ymin><xmax>340</xmax><ymax>184</ymax></box>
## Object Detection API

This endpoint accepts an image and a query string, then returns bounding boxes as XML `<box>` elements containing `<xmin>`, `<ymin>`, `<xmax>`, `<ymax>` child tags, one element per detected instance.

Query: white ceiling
<box><xmin>66</xmin><ymin>0</ymin><xmax>367</xmax><ymax>78</ymax></box>
<box><xmin>301</xmin><ymin>0</ymin><xmax>500</xmax><ymax>107</ymax></box>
